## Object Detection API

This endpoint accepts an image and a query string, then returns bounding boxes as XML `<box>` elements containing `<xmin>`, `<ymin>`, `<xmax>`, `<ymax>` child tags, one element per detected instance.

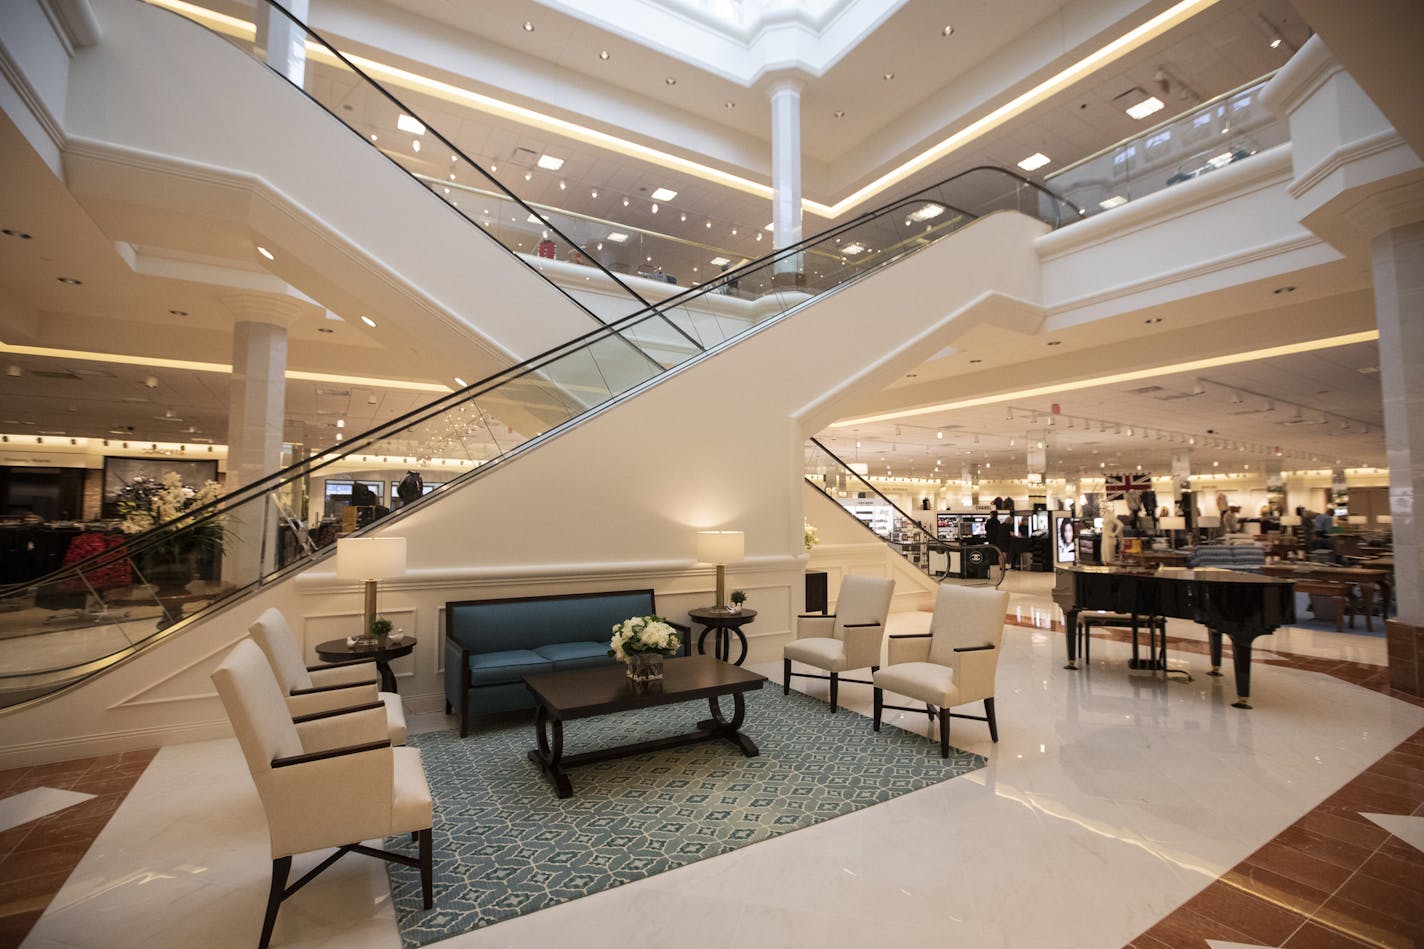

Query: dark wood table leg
<box><xmin>1207</xmin><ymin>628</ymin><xmax>1224</xmax><ymax>677</ymax></box>
<box><xmin>705</xmin><ymin>693</ymin><xmax>759</xmax><ymax>757</ymax></box>
<box><xmin>375</xmin><ymin>659</ymin><xmax>397</xmax><ymax>694</ymax></box>
<box><xmin>1359</xmin><ymin>582</ymin><xmax>1375</xmax><ymax>632</ymax></box>
<box><xmin>697</xmin><ymin>626</ymin><xmax>712</xmax><ymax>657</ymax></box>
<box><xmin>1064</xmin><ymin>608</ymin><xmax>1080</xmax><ymax>670</ymax></box>
<box><xmin>527</xmin><ymin>704</ymin><xmax>573</xmax><ymax>798</ymax></box>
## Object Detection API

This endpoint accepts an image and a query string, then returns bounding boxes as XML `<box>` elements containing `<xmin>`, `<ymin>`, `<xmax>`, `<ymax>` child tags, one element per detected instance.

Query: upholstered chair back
<box><xmin>832</xmin><ymin>575</ymin><xmax>895</xmax><ymax>640</ymax></box>
<box><xmin>249</xmin><ymin>607</ymin><xmax>313</xmax><ymax>692</ymax></box>
<box><xmin>927</xmin><ymin>585</ymin><xmax>1009</xmax><ymax>667</ymax></box>
<box><xmin>212</xmin><ymin>639</ymin><xmax>305</xmax><ymax>781</ymax></box>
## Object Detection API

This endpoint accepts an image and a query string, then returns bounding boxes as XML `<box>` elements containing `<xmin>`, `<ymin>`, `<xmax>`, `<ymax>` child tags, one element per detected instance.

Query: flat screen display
<box><xmin>1053</xmin><ymin>513</ymin><xmax>1077</xmax><ymax>564</ymax></box>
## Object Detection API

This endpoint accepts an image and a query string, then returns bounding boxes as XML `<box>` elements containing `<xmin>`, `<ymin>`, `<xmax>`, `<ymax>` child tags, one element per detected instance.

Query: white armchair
<box><xmin>783</xmin><ymin>575</ymin><xmax>894</xmax><ymax>712</ymax></box>
<box><xmin>249</xmin><ymin>607</ymin><xmax>407</xmax><ymax>745</ymax></box>
<box><xmin>873</xmin><ymin>584</ymin><xmax>1009</xmax><ymax>756</ymax></box>
<box><xmin>211</xmin><ymin>639</ymin><xmax>433</xmax><ymax>949</ymax></box>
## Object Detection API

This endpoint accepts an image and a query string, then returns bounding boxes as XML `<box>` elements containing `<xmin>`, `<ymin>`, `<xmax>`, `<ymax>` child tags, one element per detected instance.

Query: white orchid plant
<box><xmin>803</xmin><ymin>519</ymin><xmax>820</xmax><ymax>550</ymax></box>
<box><xmin>609</xmin><ymin>615</ymin><xmax>681</xmax><ymax>660</ymax></box>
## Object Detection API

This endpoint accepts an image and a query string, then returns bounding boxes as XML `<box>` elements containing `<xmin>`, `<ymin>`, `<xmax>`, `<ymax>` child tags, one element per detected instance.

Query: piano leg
<box><xmin>1064</xmin><ymin>608</ymin><xmax>1080</xmax><ymax>670</ymax></box>
<box><xmin>1207</xmin><ymin>628</ymin><xmax>1223</xmax><ymax>677</ymax></box>
<box><xmin>1229</xmin><ymin>633</ymin><xmax>1255</xmax><ymax>709</ymax></box>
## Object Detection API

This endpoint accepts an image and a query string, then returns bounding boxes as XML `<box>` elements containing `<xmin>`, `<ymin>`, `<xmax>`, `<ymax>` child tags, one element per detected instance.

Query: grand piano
<box><xmin>1062</xmin><ymin>565</ymin><xmax>1296</xmax><ymax>708</ymax></box>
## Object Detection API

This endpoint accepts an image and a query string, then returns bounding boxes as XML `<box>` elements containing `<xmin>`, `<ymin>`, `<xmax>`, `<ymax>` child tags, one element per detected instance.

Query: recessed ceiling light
<box><xmin>1121</xmin><ymin>94</ymin><xmax>1165</xmax><ymax>120</ymax></box>
<box><xmin>558</xmin><ymin>180</ymin><xmax>566</xmax><ymax>190</ymax></box>
<box><xmin>607</xmin><ymin>232</ymin><xmax>629</xmax><ymax>243</ymax></box>
<box><xmin>833</xmin><ymin>110</ymin><xmax>845</xmax><ymax>118</ymax></box>
<box><xmin>454</xmin><ymin>376</ymin><xmax>468</xmax><ymax>387</ymax></box>
<box><xmin>256</xmin><ymin>246</ymin><xmax>274</xmax><ymax>260</ymax></box>
<box><xmin>763</xmin><ymin>222</ymin><xmax>775</xmax><ymax>231</ymax></box>
<box><xmin>724</xmin><ymin>101</ymin><xmax>735</xmax><ymax>110</ymax></box>
<box><xmin>1098</xmin><ymin>195</ymin><xmax>1128</xmax><ymax>209</ymax></box>
<box><xmin>680</xmin><ymin>212</ymin><xmax>687</xmax><ymax>222</ymax></box>
<box><xmin>651</xmin><ymin>188</ymin><xmax>678</xmax><ymax>202</ymax></box>
<box><xmin>57</xmin><ymin>276</ymin><xmax>83</xmax><ymax>285</ymax></box>
<box><xmin>1269</xmin><ymin>37</ymin><xmax>1282</xmax><ymax>49</ymax></box>
<box><xmin>650</xmin><ymin>203</ymin><xmax>659</xmax><ymax>213</ymax></box>
<box><xmin>599</xmin><ymin>49</ymin><xmax>609</xmax><ymax>60</ymax></box>
<box><xmin>622</xmin><ymin>197</ymin><xmax>630</xmax><ymax>207</ymax></box>
<box><xmin>317</xmin><ymin>326</ymin><xmax>334</xmax><ymax>333</ymax></box>
<box><xmin>883</xmin><ymin>72</ymin><xmax>894</xmax><ymax>81</ymax></box>
<box><xmin>709</xmin><ymin>256</ymin><xmax>730</xmax><ymax>266</ymax></box>
<box><xmin>336</xmin><ymin>418</ymin><xmax>344</xmax><ymax>428</ymax></box>
<box><xmin>665</xmin><ymin>77</ymin><xmax>677</xmax><ymax>86</ymax></box>
<box><xmin>523</xmin><ymin>171</ymin><xmax>532</xmax><ymax>181</ymax></box>
<box><xmin>841</xmin><ymin>243</ymin><xmax>866</xmax><ymax>255</ymax></box>
<box><xmin>168</xmin><ymin>309</ymin><xmax>188</xmax><ymax>316</ymax></box>
<box><xmin>705</xmin><ymin>220</ymin><xmax>712</xmax><ymax>228</ymax></box>
<box><xmin>1273</xmin><ymin>285</ymin><xmax>1296</xmax><ymax>294</ymax></box>
<box><xmin>369</xmin><ymin>133</ymin><xmax>378</xmax><ymax>142</ymax></box>
<box><xmin>942</xmin><ymin>25</ymin><xmax>954</xmax><ymax>36</ymax></box>
<box><xmin>360</xmin><ymin>315</ymin><xmax>376</xmax><ymax>327</ymax></box>
<box><xmin>1017</xmin><ymin>152</ymin><xmax>1051</xmax><ymax>171</ymax></box>
<box><xmin>1</xmin><ymin>228</ymin><xmax>32</xmax><ymax>239</ymax></box>
<box><xmin>396</xmin><ymin>114</ymin><xmax>426</xmax><ymax>135</ymax></box>
<box><xmin>536</xmin><ymin>154</ymin><xmax>565</xmax><ymax>171</ymax></box>
<box><xmin>522</xmin><ymin>19</ymin><xmax>533</xmax><ymax>31</ymax></box>
<box><xmin>411</xmin><ymin>139</ymin><xmax>421</xmax><ymax>152</ymax></box>
<box><xmin>591</xmin><ymin>189</ymin><xmax>598</xmax><ymax>198</ymax></box>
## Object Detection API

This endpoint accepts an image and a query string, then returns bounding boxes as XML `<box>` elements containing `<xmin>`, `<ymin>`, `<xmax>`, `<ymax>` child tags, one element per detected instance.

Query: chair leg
<box><xmin>985</xmin><ymin>697</ymin><xmax>999</xmax><ymax>743</ymax></box>
<box><xmin>418</xmin><ymin>827</ymin><xmax>433</xmax><ymax>910</ymax></box>
<box><xmin>829</xmin><ymin>672</ymin><xmax>838</xmax><ymax>713</ymax></box>
<box><xmin>444</xmin><ymin>700</ymin><xmax>451</xmax><ymax>715</ymax></box>
<box><xmin>938</xmin><ymin>708</ymin><xmax>950</xmax><ymax>759</ymax></box>
<box><xmin>260</xmin><ymin>856</ymin><xmax>291</xmax><ymax>949</ymax></box>
<box><xmin>873</xmin><ymin>687</ymin><xmax>882</xmax><ymax>731</ymax></box>
<box><xmin>783</xmin><ymin>658</ymin><xmax>791</xmax><ymax>695</ymax></box>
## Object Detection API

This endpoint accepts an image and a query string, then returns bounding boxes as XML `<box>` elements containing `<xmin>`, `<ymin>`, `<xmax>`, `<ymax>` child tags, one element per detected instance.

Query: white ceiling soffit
<box><xmin>532</xmin><ymin>0</ymin><xmax>908</xmax><ymax>83</ymax></box>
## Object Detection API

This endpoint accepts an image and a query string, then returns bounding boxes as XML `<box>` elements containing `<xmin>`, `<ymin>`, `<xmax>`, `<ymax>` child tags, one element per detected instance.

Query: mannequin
<box><xmin>1101</xmin><ymin>515</ymin><xmax>1126</xmax><ymax>564</ymax></box>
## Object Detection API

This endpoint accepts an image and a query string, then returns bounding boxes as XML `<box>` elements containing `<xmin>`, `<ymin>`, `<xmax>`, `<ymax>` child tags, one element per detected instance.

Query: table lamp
<box><xmin>1347</xmin><ymin>514</ymin><xmax>1369</xmax><ymax>530</ymax></box>
<box><xmin>1197</xmin><ymin>514</ymin><xmax>1220</xmax><ymax>538</ymax></box>
<box><xmin>1159</xmin><ymin>516</ymin><xmax>1186</xmax><ymax>548</ymax></box>
<box><xmin>336</xmin><ymin>537</ymin><xmax>407</xmax><ymax>639</ymax></box>
<box><xmin>1278</xmin><ymin>514</ymin><xmax>1302</xmax><ymax>539</ymax></box>
<box><xmin>696</xmin><ymin>530</ymin><xmax>744</xmax><ymax>613</ymax></box>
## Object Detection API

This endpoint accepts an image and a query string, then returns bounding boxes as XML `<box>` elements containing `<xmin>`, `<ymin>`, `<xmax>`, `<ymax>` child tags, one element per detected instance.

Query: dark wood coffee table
<box><xmin>523</xmin><ymin>656</ymin><xmax>766</xmax><ymax>798</ymax></box>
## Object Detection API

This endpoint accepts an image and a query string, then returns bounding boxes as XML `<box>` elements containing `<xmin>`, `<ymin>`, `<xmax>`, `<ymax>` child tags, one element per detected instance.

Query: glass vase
<box><xmin>625</xmin><ymin>652</ymin><xmax>665</xmax><ymax>687</ymax></box>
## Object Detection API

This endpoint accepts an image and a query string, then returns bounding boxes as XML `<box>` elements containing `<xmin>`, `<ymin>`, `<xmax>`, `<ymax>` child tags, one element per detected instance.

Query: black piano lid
<box><xmin>1066</xmin><ymin>565</ymin><xmax>1294</xmax><ymax>586</ymax></box>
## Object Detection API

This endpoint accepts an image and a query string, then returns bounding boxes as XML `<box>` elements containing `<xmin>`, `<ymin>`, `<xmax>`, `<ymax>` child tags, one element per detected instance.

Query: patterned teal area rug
<box><xmin>385</xmin><ymin>685</ymin><xmax>985</xmax><ymax>946</ymax></box>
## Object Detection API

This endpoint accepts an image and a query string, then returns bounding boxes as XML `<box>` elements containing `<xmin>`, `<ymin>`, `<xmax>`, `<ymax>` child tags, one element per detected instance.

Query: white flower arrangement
<box><xmin>609</xmin><ymin>615</ymin><xmax>681</xmax><ymax>661</ymax></box>
<box><xmin>803</xmin><ymin>519</ymin><xmax>820</xmax><ymax>550</ymax></box>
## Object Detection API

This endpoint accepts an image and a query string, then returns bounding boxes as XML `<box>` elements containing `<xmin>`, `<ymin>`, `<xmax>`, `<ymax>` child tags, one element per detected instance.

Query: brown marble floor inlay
<box><xmin>0</xmin><ymin>749</ymin><xmax>156</xmax><ymax>949</ymax></box>
<box><xmin>1126</xmin><ymin>728</ymin><xmax>1424</xmax><ymax>949</ymax></box>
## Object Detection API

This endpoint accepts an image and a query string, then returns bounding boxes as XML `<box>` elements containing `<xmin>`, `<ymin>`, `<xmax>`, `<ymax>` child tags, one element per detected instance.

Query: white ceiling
<box><xmin>1</xmin><ymin>0</ymin><xmax>1387</xmax><ymax>483</ymax></box>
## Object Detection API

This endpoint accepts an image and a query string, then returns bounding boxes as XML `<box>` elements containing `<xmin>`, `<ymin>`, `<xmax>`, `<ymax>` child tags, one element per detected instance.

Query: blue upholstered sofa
<box><xmin>443</xmin><ymin>588</ymin><xmax>685</xmax><ymax>736</ymax></box>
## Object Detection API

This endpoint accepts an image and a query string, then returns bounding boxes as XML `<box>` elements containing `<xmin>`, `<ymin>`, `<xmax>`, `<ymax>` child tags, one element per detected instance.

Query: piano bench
<box><xmin>1078</xmin><ymin>613</ymin><xmax>1167</xmax><ymax>663</ymax></box>
<box><xmin>1296</xmin><ymin>580</ymin><xmax>1356</xmax><ymax>632</ymax></box>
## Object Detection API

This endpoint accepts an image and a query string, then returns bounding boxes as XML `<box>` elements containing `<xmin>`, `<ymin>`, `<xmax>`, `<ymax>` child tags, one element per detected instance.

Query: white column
<box><xmin>255</xmin><ymin>0</ymin><xmax>309</xmax><ymax>86</ymax></box>
<box><xmin>223</xmin><ymin>296</ymin><xmax>302</xmax><ymax>586</ymax></box>
<box><xmin>768</xmin><ymin>77</ymin><xmax>804</xmax><ymax>284</ymax></box>
<box><xmin>1372</xmin><ymin>221</ymin><xmax>1424</xmax><ymax>626</ymax></box>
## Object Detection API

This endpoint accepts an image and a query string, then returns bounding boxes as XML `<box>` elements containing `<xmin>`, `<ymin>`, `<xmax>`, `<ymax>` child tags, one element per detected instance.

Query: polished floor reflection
<box><xmin>4</xmin><ymin>572</ymin><xmax>1422</xmax><ymax>948</ymax></box>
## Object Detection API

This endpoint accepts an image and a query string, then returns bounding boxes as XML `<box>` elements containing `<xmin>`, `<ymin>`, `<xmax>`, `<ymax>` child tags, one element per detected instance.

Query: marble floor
<box><xmin>4</xmin><ymin>572</ymin><xmax>1422</xmax><ymax>949</ymax></box>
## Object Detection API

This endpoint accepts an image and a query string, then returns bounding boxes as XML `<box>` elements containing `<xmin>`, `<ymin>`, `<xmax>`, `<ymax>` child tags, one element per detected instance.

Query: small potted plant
<box><xmin>370</xmin><ymin>617</ymin><xmax>393</xmax><ymax>643</ymax></box>
<box><xmin>729</xmin><ymin>590</ymin><xmax>747</xmax><ymax>612</ymax></box>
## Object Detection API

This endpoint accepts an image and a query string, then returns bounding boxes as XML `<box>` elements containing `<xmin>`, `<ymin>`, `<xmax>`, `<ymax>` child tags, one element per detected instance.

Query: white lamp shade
<box><xmin>1197</xmin><ymin>515</ymin><xmax>1221</xmax><ymax>528</ymax></box>
<box><xmin>336</xmin><ymin>537</ymin><xmax>407</xmax><ymax>580</ymax></box>
<box><xmin>1347</xmin><ymin>515</ymin><xmax>1369</xmax><ymax>524</ymax></box>
<box><xmin>1159</xmin><ymin>516</ymin><xmax>1187</xmax><ymax>530</ymax></box>
<box><xmin>1378</xmin><ymin>514</ymin><xmax>1392</xmax><ymax>524</ymax></box>
<box><xmin>695</xmin><ymin>530</ymin><xmax>744</xmax><ymax>564</ymax></box>
<box><xmin>1278</xmin><ymin>515</ymin><xmax>1302</xmax><ymax>526</ymax></box>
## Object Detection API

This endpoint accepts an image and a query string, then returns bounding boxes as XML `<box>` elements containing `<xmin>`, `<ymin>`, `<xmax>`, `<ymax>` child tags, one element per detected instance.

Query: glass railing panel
<box><xmin>147</xmin><ymin>0</ymin><xmax>656</xmax><ymax>324</ymax></box>
<box><xmin>1045</xmin><ymin>75</ymin><xmax>1281</xmax><ymax>218</ymax></box>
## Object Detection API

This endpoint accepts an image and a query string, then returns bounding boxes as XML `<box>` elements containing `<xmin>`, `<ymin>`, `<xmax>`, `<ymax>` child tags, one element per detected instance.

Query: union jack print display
<box><xmin>1104</xmin><ymin>473</ymin><xmax>1152</xmax><ymax>500</ymax></box>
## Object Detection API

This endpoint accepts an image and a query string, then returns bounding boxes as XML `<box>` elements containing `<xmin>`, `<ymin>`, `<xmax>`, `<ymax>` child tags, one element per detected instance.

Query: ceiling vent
<box><xmin>510</xmin><ymin>146</ymin><xmax>539</xmax><ymax>166</ymax></box>
<box><xmin>30</xmin><ymin>368</ymin><xmax>82</xmax><ymax>380</ymax></box>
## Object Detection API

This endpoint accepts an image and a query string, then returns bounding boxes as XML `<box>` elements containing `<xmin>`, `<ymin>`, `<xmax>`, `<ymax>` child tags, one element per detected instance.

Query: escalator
<box><xmin>803</xmin><ymin>438</ymin><xmax>1007</xmax><ymax>589</ymax></box>
<box><xmin>0</xmin><ymin>164</ymin><xmax>1074</xmax><ymax>710</ymax></box>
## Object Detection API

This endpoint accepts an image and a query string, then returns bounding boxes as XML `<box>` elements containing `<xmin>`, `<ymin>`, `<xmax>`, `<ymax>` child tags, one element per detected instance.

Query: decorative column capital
<box><xmin>766</xmin><ymin>75</ymin><xmax>805</xmax><ymax>99</ymax></box>
<box><xmin>220</xmin><ymin>293</ymin><xmax>306</xmax><ymax>329</ymax></box>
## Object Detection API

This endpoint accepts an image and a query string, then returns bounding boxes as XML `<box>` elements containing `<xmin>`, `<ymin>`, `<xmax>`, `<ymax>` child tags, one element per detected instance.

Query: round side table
<box><xmin>314</xmin><ymin>636</ymin><xmax>417</xmax><ymax>694</ymax></box>
<box><xmin>688</xmin><ymin>608</ymin><xmax>756</xmax><ymax>666</ymax></box>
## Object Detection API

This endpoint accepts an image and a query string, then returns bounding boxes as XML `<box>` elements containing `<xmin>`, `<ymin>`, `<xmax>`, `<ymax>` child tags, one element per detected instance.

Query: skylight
<box><xmin>396</xmin><ymin>114</ymin><xmax>426</xmax><ymax>135</ymax></box>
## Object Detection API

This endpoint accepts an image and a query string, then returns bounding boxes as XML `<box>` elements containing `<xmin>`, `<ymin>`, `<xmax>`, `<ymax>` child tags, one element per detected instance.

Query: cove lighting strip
<box><xmin>146</xmin><ymin>0</ymin><xmax>1220</xmax><ymax>220</ymax></box>
<box><xmin>829</xmin><ymin>330</ymin><xmax>1381</xmax><ymax>428</ymax></box>
<box><xmin>0</xmin><ymin>343</ymin><xmax>452</xmax><ymax>393</ymax></box>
